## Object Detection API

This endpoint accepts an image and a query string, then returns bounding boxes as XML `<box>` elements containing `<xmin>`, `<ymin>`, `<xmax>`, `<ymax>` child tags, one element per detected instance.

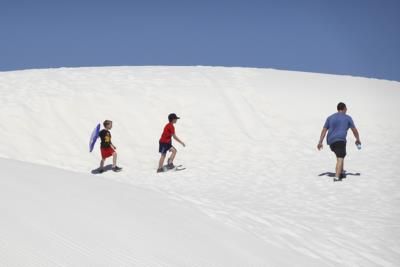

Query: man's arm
<box><xmin>317</xmin><ymin>128</ymin><xmax>328</xmax><ymax>150</ymax></box>
<box><xmin>172</xmin><ymin>134</ymin><xmax>185</xmax><ymax>147</ymax></box>
<box><xmin>351</xmin><ymin>128</ymin><xmax>361</xmax><ymax>145</ymax></box>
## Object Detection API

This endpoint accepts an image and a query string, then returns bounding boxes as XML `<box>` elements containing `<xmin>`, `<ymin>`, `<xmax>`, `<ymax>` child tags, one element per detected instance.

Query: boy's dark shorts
<box><xmin>159</xmin><ymin>142</ymin><xmax>172</xmax><ymax>155</ymax></box>
<box><xmin>330</xmin><ymin>141</ymin><xmax>347</xmax><ymax>158</ymax></box>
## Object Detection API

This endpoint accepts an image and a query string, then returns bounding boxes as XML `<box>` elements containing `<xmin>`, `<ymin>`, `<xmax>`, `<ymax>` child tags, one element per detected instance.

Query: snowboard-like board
<box><xmin>89</xmin><ymin>123</ymin><xmax>101</xmax><ymax>152</ymax></box>
<box><xmin>91</xmin><ymin>164</ymin><xmax>113</xmax><ymax>174</ymax></box>
<box><xmin>162</xmin><ymin>164</ymin><xmax>186</xmax><ymax>172</ymax></box>
<box><xmin>91</xmin><ymin>165</ymin><xmax>123</xmax><ymax>174</ymax></box>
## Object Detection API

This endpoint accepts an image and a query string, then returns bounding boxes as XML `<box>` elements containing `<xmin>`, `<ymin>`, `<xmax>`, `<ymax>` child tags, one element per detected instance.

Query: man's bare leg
<box><xmin>336</xmin><ymin>158</ymin><xmax>344</xmax><ymax>179</ymax></box>
<box><xmin>341</xmin><ymin>160</ymin><xmax>345</xmax><ymax>178</ymax></box>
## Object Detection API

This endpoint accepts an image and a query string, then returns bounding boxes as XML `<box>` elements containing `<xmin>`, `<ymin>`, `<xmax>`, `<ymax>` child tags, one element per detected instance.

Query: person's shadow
<box><xmin>91</xmin><ymin>164</ymin><xmax>113</xmax><ymax>174</ymax></box>
<box><xmin>318</xmin><ymin>171</ymin><xmax>361</xmax><ymax>181</ymax></box>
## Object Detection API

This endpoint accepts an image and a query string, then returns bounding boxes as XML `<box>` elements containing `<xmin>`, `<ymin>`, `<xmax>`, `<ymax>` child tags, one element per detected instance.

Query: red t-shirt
<box><xmin>159</xmin><ymin>123</ymin><xmax>175</xmax><ymax>143</ymax></box>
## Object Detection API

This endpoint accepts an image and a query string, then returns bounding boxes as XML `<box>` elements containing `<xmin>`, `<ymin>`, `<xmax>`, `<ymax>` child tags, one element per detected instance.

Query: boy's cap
<box><xmin>168</xmin><ymin>113</ymin><xmax>180</xmax><ymax>121</ymax></box>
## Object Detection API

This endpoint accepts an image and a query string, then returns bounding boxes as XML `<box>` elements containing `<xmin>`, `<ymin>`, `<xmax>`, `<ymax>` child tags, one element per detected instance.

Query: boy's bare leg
<box><xmin>336</xmin><ymin>158</ymin><xmax>344</xmax><ymax>178</ymax></box>
<box><xmin>159</xmin><ymin>154</ymin><xmax>166</xmax><ymax>169</ymax></box>
<box><xmin>168</xmin><ymin>147</ymin><xmax>177</xmax><ymax>164</ymax></box>
<box><xmin>112</xmin><ymin>152</ymin><xmax>117</xmax><ymax>168</ymax></box>
<box><xmin>100</xmin><ymin>159</ymin><xmax>105</xmax><ymax>169</ymax></box>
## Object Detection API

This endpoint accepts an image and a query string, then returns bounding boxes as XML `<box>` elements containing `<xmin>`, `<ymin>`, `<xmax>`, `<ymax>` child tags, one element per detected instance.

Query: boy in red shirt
<box><xmin>157</xmin><ymin>113</ymin><xmax>186</xmax><ymax>172</ymax></box>
<box><xmin>98</xmin><ymin>120</ymin><xmax>122</xmax><ymax>173</ymax></box>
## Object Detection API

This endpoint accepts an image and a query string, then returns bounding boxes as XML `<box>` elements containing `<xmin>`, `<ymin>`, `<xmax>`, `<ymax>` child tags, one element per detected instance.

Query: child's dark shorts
<box><xmin>330</xmin><ymin>141</ymin><xmax>347</xmax><ymax>158</ymax></box>
<box><xmin>159</xmin><ymin>142</ymin><xmax>172</xmax><ymax>155</ymax></box>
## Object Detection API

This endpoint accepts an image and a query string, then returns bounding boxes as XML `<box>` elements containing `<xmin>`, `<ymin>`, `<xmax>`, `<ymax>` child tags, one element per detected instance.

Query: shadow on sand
<box><xmin>91</xmin><ymin>164</ymin><xmax>113</xmax><ymax>174</ymax></box>
<box><xmin>318</xmin><ymin>171</ymin><xmax>361</xmax><ymax>181</ymax></box>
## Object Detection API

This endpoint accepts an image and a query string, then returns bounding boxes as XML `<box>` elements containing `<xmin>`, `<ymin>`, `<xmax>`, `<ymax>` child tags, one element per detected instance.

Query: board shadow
<box><xmin>91</xmin><ymin>164</ymin><xmax>113</xmax><ymax>174</ymax></box>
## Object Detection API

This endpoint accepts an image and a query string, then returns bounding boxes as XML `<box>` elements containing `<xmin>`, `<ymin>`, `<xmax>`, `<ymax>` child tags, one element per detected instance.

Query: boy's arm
<box><xmin>172</xmin><ymin>134</ymin><xmax>185</xmax><ymax>147</ymax></box>
<box><xmin>109</xmin><ymin>137</ymin><xmax>116</xmax><ymax>149</ymax></box>
<box><xmin>351</xmin><ymin>128</ymin><xmax>361</xmax><ymax>145</ymax></box>
<box><xmin>317</xmin><ymin>128</ymin><xmax>328</xmax><ymax>150</ymax></box>
<box><xmin>109</xmin><ymin>134</ymin><xmax>116</xmax><ymax>149</ymax></box>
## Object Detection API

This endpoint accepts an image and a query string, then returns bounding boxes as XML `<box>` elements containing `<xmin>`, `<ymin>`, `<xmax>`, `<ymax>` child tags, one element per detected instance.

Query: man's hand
<box><xmin>318</xmin><ymin>128</ymin><xmax>328</xmax><ymax>151</ymax></box>
<box><xmin>317</xmin><ymin>142</ymin><xmax>323</xmax><ymax>150</ymax></box>
<box><xmin>181</xmin><ymin>141</ymin><xmax>186</xmax><ymax>147</ymax></box>
<box><xmin>351</xmin><ymin>128</ymin><xmax>361</xmax><ymax>146</ymax></box>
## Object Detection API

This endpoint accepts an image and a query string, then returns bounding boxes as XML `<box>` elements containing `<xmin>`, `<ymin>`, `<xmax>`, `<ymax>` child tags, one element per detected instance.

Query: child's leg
<box><xmin>100</xmin><ymin>158</ymin><xmax>105</xmax><ymax>169</ymax></box>
<box><xmin>168</xmin><ymin>147</ymin><xmax>177</xmax><ymax>164</ymax></box>
<box><xmin>112</xmin><ymin>152</ymin><xmax>117</xmax><ymax>168</ymax></box>
<box><xmin>158</xmin><ymin>154</ymin><xmax>166</xmax><ymax>169</ymax></box>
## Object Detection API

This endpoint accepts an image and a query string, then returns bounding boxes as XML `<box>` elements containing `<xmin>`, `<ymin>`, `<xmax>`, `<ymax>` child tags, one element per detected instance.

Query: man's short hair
<box><xmin>337</xmin><ymin>102</ymin><xmax>346</xmax><ymax>111</ymax></box>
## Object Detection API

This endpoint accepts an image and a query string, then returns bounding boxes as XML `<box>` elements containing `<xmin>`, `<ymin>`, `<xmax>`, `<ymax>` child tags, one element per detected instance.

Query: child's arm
<box><xmin>110</xmin><ymin>140</ymin><xmax>116</xmax><ymax>149</ymax></box>
<box><xmin>172</xmin><ymin>134</ymin><xmax>185</xmax><ymax>147</ymax></box>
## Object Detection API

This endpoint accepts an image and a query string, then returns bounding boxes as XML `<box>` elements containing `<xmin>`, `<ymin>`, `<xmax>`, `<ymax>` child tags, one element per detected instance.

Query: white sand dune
<box><xmin>2</xmin><ymin>158</ymin><xmax>317</xmax><ymax>266</ymax></box>
<box><xmin>0</xmin><ymin>66</ymin><xmax>399</xmax><ymax>266</ymax></box>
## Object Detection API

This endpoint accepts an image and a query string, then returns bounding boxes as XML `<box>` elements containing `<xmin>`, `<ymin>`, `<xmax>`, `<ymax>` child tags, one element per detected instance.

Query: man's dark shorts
<box><xmin>159</xmin><ymin>142</ymin><xmax>172</xmax><ymax>155</ymax></box>
<box><xmin>330</xmin><ymin>141</ymin><xmax>347</xmax><ymax>158</ymax></box>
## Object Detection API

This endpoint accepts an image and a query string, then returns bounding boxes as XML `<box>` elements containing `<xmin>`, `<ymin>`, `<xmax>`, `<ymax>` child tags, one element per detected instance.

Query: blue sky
<box><xmin>1</xmin><ymin>0</ymin><xmax>399</xmax><ymax>81</ymax></box>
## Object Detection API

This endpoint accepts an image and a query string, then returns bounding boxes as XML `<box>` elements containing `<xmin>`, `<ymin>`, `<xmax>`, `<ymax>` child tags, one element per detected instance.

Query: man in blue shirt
<box><xmin>318</xmin><ymin>102</ymin><xmax>361</xmax><ymax>181</ymax></box>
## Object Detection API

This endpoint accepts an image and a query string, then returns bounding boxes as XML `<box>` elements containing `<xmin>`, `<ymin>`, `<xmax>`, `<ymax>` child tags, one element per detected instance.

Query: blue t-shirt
<box><xmin>323</xmin><ymin>112</ymin><xmax>355</xmax><ymax>145</ymax></box>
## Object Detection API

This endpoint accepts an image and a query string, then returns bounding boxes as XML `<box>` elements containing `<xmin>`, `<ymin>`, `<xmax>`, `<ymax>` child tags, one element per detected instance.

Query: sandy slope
<box><xmin>2</xmin><ymin>158</ymin><xmax>320</xmax><ymax>266</ymax></box>
<box><xmin>0</xmin><ymin>66</ymin><xmax>399</xmax><ymax>266</ymax></box>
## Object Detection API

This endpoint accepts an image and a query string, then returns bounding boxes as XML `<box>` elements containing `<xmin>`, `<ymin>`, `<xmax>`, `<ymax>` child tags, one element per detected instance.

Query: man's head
<box><xmin>103</xmin><ymin>120</ymin><xmax>113</xmax><ymax>129</ymax></box>
<box><xmin>168</xmin><ymin>113</ymin><xmax>180</xmax><ymax>123</ymax></box>
<box><xmin>337</xmin><ymin>102</ymin><xmax>347</xmax><ymax>113</ymax></box>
